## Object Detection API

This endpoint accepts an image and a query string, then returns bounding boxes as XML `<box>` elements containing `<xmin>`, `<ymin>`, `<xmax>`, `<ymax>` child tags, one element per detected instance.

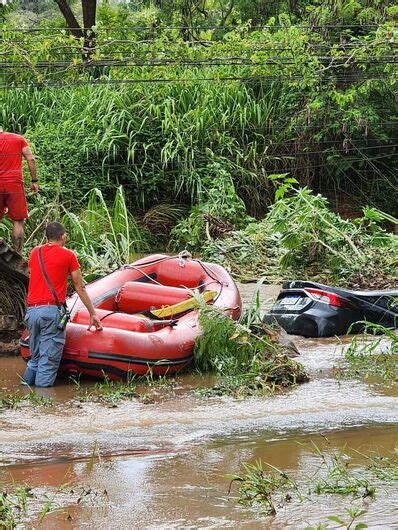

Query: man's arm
<box><xmin>22</xmin><ymin>146</ymin><xmax>38</xmax><ymax>194</ymax></box>
<box><xmin>70</xmin><ymin>268</ymin><xmax>103</xmax><ymax>330</ymax></box>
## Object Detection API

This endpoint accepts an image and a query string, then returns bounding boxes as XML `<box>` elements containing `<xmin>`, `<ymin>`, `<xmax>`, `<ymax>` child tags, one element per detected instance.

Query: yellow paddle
<box><xmin>149</xmin><ymin>290</ymin><xmax>218</xmax><ymax>318</ymax></box>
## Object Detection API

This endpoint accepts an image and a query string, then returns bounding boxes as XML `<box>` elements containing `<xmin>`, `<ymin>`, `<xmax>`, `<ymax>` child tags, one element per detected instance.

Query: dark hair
<box><xmin>45</xmin><ymin>221</ymin><xmax>66</xmax><ymax>241</ymax></box>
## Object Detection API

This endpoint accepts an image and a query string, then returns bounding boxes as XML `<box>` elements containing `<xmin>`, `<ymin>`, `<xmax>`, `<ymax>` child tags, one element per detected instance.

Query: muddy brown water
<box><xmin>0</xmin><ymin>283</ymin><xmax>397</xmax><ymax>529</ymax></box>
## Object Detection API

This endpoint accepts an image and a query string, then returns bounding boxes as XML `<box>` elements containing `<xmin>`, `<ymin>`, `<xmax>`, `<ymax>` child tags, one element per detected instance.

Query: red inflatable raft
<box><xmin>20</xmin><ymin>254</ymin><xmax>241</xmax><ymax>380</ymax></box>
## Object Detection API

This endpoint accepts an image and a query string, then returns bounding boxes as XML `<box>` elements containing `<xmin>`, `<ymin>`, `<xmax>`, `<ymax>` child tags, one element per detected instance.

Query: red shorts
<box><xmin>0</xmin><ymin>182</ymin><xmax>28</xmax><ymax>221</ymax></box>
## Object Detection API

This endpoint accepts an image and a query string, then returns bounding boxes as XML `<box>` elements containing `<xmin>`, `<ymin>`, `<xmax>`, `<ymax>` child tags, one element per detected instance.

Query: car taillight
<box><xmin>304</xmin><ymin>288</ymin><xmax>355</xmax><ymax>309</ymax></box>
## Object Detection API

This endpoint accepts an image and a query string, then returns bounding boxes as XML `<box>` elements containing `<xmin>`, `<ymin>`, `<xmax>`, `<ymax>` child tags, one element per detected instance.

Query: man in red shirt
<box><xmin>0</xmin><ymin>127</ymin><xmax>38</xmax><ymax>254</ymax></box>
<box><xmin>23</xmin><ymin>221</ymin><xmax>102</xmax><ymax>387</ymax></box>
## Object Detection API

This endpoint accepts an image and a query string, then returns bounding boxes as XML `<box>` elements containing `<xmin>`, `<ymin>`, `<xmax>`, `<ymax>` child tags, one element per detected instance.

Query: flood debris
<box><xmin>0</xmin><ymin>239</ymin><xmax>29</xmax><ymax>283</ymax></box>
<box><xmin>0</xmin><ymin>239</ymin><xmax>28</xmax><ymax>356</ymax></box>
<box><xmin>193</xmin><ymin>300</ymin><xmax>308</xmax><ymax>397</ymax></box>
<box><xmin>202</xmin><ymin>187</ymin><xmax>398</xmax><ymax>289</ymax></box>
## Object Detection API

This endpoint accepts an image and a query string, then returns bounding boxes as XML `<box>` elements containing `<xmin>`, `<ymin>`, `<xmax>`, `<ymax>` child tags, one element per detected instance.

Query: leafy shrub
<box><xmin>171</xmin><ymin>163</ymin><xmax>252</xmax><ymax>251</ymax></box>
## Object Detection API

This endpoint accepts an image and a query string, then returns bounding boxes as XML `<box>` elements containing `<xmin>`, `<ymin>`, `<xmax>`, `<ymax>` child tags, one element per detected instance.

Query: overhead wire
<box><xmin>1</xmin><ymin>73</ymin><xmax>396</xmax><ymax>89</ymax></box>
<box><xmin>2</xmin><ymin>23</ymin><xmax>387</xmax><ymax>33</ymax></box>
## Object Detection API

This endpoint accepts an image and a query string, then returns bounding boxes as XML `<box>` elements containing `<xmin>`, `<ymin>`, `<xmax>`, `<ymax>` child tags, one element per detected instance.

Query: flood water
<box><xmin>0</xmin><ymin>283</ymin><xmax>397</xmax><ymax>529</ymax></box>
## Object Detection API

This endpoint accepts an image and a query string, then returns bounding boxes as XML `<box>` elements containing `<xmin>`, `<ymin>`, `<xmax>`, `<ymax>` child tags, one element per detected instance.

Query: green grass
<box><xmin>62</xmin><ymin>186</ymin><xmax>149</xmax><ymax>279</ymax></box>
<box><xmin>229</xmin><ymin>440</ymin><xmax>398</xmax><ymax>517</ymax></box>
<box><xmin>337</xmin><ymin>323</ymin><xmax>398</xmax><ymax>383</ymax></box>
<box><xmin>73</xmin><ymin>374</ymin><xmax>138</xmax><ymax>405</ymax></box>
<box><xmin>193</xmin><ymin>300</ymin><xmax>308</xmax><ymax>397</ymax></box>
<box><xmin>0</xmin><ymin>485</ymin><xmax>33</xmax><ymax>529</ymax></box>
<box><xmin>0</xmin><ymin>390</ymin><xmax>52</xmax><ymax>412</ymax></box>
<box><xmin>227</xmin><ymin>460</ymin><xmax>300</xmax><ymax>515</ymax></box>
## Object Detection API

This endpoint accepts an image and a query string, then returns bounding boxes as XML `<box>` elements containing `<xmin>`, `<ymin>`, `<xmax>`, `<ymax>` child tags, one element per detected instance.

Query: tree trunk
<box><xmin>53</xmin><ymin>0</ymin><xmax>84</xmax><ymax>39</ymax></box>
<box><xmin>82</xmin><ymin>0</ymin><xmax>97</xmax><ymax>58</ymax></box>
<box><xmin>54</xmin><ymin>0</ymin><xmax>97</xmax><ymax>61</ymax></box>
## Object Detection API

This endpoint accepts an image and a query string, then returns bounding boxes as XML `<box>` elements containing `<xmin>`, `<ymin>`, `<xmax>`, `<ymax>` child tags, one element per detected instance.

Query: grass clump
<box><xmin>62</xmin><ymin>187</ymin><xmax>149</xmax><ymax>280</ymax></box>
<box><xmin>0</xmin><ymin>485</ymin><xmax>33</xmax><ymax>529</ymax></box>
<box><xmin>229</xmin><ymin>441</ymin><xmax>398</xmax><ymax>518</ymax></box>
<box><xmin>364</xmin><ymin>450</ymin><xmax>398</xmax><ymax>482</ymax></box>
<box><xmin>309</xmin><ymin>443</ymin><xmax>376</xmax><ymax>499</ymax></box>
<box><xmin>74</xmin><ymin>374</ymin><xmax>138</xmax><ymax>406</ymax></box>
<box><xmin>73</xmin><ymin>371</ymin><xmax>178</xmax><ymax>405</ymax></box>
<box><xmin>0</xmin><ymin>391</ymin><xmax>52</xmax><ymax>412</ymax></box>
<box><xmin>227</xmin><ymin>460</ymin><xmax>299</xmax><ymax>515</ymax></box>
<box><xmin>193</xmin><ymin>301</ymin><xmax>308</xmax><ymax>397</ymax></box>
<box><xmin>337</xmin><ymin>323</ymin><xmax>397</xmax><ymax>383</ymax></box>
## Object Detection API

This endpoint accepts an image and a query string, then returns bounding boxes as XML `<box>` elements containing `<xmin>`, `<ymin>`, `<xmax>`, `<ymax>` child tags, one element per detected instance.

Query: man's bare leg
<box><xmin>11</xmin><ymin>220</ymin><xmax>24</xmax><ymax>254</ymax></box>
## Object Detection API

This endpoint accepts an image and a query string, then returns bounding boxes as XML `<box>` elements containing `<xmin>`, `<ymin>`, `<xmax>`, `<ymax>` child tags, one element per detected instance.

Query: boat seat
<box><xmin>155</xmin><ymin>259</ymin><xmax>207</xmax><ymax>288</ymax></box>
<box><xmin>116</xmin><ymin>281</ymin><xmax>193</xmax><ymax>314</ymax></box>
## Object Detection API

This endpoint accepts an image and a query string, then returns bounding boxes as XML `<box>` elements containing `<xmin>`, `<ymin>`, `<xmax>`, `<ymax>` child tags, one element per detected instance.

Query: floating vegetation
<box><xmin>228</xmin><ymin>441</ymin><xmax>398</xmax><ymax>517</ymax></box>
<box><xmin>336</xmin><ymin>323</ymin><xmax>398</xmax><ymax>384</ymax></box>
<box><xmin>0</xmin><ymin>390</ymin><xmax>52</xmax><ymax>412</ymax></box>
<box><xmin>305</xmin><ymin>507</ymin><xmax>369</xmax><ymax>530</ymax></box>
<box><xmin>309</xmin><ymin>443</ymin><xmax>376</xmax><ymax>498</ymax></box>
<box><xmin>194</xmin><ymin>297</ymin><xmax>308</xmax><ymax>397</ymax></box>
<box><xmin>227</xmin><ymin>460</ymin><xmax>300</xmax><ymax>515</ymax></box>
<box><xmin>73</xmin><ymin>374</ymin><xmax>138</xmax><ymax>406</ymax></box>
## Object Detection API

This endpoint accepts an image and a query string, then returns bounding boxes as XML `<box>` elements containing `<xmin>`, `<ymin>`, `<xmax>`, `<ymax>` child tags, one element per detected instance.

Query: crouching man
<box><xmin>23</xmin><ymin>222</ymin><xmax>102</xmax><ymax>387</ymax></box>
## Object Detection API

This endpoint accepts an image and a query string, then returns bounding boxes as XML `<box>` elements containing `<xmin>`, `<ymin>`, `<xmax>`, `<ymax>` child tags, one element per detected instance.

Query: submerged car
<box><xmin>263</xmin><ymin>280</ymin><xmax>398</xmax><ymax>337</ymax></box>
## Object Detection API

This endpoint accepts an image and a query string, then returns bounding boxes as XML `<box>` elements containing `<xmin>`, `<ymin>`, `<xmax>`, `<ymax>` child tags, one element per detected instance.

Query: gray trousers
<box><xmin>23</xmin><ymin>305</ymin><xmax>66</xmax><ymax>387</ymax></box>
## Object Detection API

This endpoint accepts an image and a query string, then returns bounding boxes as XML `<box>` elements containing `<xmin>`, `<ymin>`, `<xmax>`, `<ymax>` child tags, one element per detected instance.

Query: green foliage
<box><xmin>193</xmin><ymin>302</ymin><xmax>308</xmax><ymax>396</ymax></box>
<box><xmin>0</xmin><ymin>0</ymin><xmax>396</xmax><ymax>290</ymax></box>
<box><xmin>230</xmin><ymin>440</ymin><xmax>398</xmax><ymax>519</ymax></box>
<box><xmin>203</xmin><ymin>187</ymin><xmax>398</xmax><ymax>287</ymax></box>
<box><xmin>0</xmin><ymin>390</ymin><xmax>52</xmax><ymax>411</ymax></box>
<box><xmin>305</xmin><ymin>507</ymin><xmax>368</xmax><ymax>530</ymax></box>
<box><xmin>1</xmin><ymin>2</ymin><xmax>397</xmax><ymax>213</ymax></box>
<box><xmin>27</xmin><ymin>122</ymin><xmax>110</xmax><ymax>202</ymax></box>
<box><xmin>62</xmin><ymin>187</ymin><xmax>149</xmax><ymax>278</ymax></box>
<box><xmin>228</xmin><ymin>460</ymin><xmax>298</xmax><ymax>515</ymax></box>
<box><xmin>311</xmin><ymin>447</ymin><xmax>376</xmax><ymax>498</ymax></box>
<box><xmin>75</xmin><ymin>373</ymin><xmax>138</xmax><ymax>405</ymax></box>
<box><xmin>0</xmin><ymin>485</ymin><xmax>33</xmax><ymax>530</ymax></box>
<box><xmin>339</xmin><ymin>322</ymin><xmax>398</xmax><ymax>383</ymax></box>
<box><xmin>171</xmin><ymin>162</ymin><xmax>251</xmax><ymax>251</ymax></box>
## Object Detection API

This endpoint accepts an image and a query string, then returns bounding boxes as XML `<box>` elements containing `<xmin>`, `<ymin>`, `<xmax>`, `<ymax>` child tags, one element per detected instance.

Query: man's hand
<box><xmin>88</xmin><ymin>312</ymin><xmax>103</xmax><ymax>331</ymax></box>
<box><xmin>30</xmin><ymin>182</ymin><xmax>39</xmax><ymax>194</ymax></box>
<box><xmin>71</xmin><ymin>268</ymin><xmax>103</xmax><ymax>331</ymax></box>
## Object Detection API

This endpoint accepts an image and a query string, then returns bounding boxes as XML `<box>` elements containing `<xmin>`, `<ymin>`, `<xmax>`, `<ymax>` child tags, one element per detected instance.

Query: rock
<box><xmin>276</xmin><ymin>327</ymin><xmax>300</xmax><ymax>358</ymax></box>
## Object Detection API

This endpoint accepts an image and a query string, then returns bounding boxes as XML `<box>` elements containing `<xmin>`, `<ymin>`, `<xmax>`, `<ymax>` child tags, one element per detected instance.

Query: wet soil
<box><xmin>0</xmin><ymin>283</ymin><xmax>397</xmax><ymax>529</ymax></box>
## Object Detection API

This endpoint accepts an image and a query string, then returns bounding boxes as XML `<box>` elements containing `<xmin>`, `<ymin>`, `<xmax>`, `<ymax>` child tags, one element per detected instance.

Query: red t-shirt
<box><xmin>27</xmin><ymin>244</ymin><xmax>80</xmax><ymax>306</ymax></box>
<box><xmin>0</xmin><ymin>132</ymin><xmax>29</xmax><ymax>184</ymax></box>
